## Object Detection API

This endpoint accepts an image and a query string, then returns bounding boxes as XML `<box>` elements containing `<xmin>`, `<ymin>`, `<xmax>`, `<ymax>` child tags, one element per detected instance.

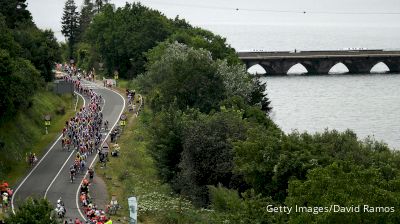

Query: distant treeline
<box><xmin>70</xmin><ymin>1</ymin><xmax>400</xmax><ymax>223</ymax></box>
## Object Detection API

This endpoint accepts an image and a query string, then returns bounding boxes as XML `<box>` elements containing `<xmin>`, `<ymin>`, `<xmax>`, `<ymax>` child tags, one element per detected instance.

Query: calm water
<box><xmin>263</xmin><ymin>74</ymin><xmax>400</xmax><ymax>149</ymax></box>
<box><xmin>203</xmin><ymin>24</ymin><xmax>400</xmax><ymax>149</ymax></box>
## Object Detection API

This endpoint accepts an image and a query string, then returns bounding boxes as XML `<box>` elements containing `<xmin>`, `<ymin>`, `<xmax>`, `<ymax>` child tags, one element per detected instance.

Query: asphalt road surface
<box><xmin>11</xmin><ymin>79</ymin><xmax>125</xmax><ymax>220</ymax></box>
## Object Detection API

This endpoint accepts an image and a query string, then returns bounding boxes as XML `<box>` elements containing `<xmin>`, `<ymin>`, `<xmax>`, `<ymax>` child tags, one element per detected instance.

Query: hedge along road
<box><xmin>11</xmin><ymin>79</ymin><xmax>126</xmax><ymax>220</ymax></box>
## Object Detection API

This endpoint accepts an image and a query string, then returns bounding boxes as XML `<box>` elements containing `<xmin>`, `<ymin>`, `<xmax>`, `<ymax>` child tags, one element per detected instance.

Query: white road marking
<box><xmin>43</xmin><ymin>93</ymin><xmax>106</xmax><ymax>201</ymax></box>
<box><xmin>11</xmin><ymin>91</ymin><xmax>85</xmax><ymax>214</ymax></box>
<box><xmin>80</xmin><ymin>81</ymin><xmax>105</xmax><ymax>90</ymax></box>
<box><xmin>74</xmin><ymin>94</ymin><xmax>79</xmax><ymax>111</ymax></box>
<box><xmin>76</xmin><ymin>83</ymin><xmax>126</xmax><ymax>221</ymax></box>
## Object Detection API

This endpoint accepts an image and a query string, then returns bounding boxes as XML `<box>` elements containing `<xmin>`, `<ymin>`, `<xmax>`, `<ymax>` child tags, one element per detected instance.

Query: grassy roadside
<box><xmin>97</xmin><ymin>102</ymin><xmax>214</xmax><ymax>224</ymax></box>
<box><xmin>92</xmin><ymin>79</ymin><xmax>212</xmax><ymax>223</ymax></box>
<box><xmin>0</xmin><ymin>91</ymin><xmax>82</xmax><ymax>186</ymax></box>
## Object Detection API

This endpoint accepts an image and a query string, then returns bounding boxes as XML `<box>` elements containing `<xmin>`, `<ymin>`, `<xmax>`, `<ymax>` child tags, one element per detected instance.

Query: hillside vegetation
<box><xmin>0</xmin><ymin>0</ymin><xmax>63</xmax><ymax>184</ymax></box>
<box><xmin>0</xmin><ymin>91</ymin><xmax>81</xmax><ymax>185</ymax></box>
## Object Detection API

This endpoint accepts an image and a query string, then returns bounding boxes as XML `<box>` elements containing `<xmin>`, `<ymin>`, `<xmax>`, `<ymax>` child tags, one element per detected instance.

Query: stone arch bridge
<box><xmin>238</xmin><ymin>50</ymin><xmax>400</xmax><ymax>75</ymax></box>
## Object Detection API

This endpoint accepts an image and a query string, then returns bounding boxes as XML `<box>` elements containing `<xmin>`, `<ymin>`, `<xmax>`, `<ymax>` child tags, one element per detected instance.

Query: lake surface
<box><xmin>262</xmin><ymin>74</ymin><xmax>400</xmax><ymax>149</ymax></box>
<box><xmin>203</xmin><ymin>24</ymin><xmax>400</xmax><ymax>149</ymax></box>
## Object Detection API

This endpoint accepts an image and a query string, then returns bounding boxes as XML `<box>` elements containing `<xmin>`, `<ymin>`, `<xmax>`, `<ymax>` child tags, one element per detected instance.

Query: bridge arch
<box><xmin>247</xmin><ymin>64</ymin><xmax>266</xmax><ymax>75</ymax></box>
<box><xmin>329</xmin><ymin>62</ymin><xmax>349</xmax><ymax>74</ymax></box>
<box><xmin>370</xmin><ymin>62</ymin><xmax>389</xmax><ymax>73</ymax></box>
<box><xmin>287</xmin><ymin>63</ymin><xmax>308</xmax><ymax>75</ymax></box>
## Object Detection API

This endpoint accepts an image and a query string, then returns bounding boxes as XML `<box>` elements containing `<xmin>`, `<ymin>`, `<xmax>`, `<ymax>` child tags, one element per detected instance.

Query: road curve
<box><xmin>11</xmin><ymin>92</ymin><xmax>86</xmax><ymax>214</ymax></box>
<box><xmin>12</xmin><ymin>79</ymin><xmax>125</xmax><ymax>221</ymax></box>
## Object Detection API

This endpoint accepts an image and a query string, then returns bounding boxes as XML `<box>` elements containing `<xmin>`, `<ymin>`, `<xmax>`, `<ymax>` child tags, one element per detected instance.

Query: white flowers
<box><xmin>138</xmin><ymin>191</ymin><xmax>193</xmax><ymax>213</ymax></box>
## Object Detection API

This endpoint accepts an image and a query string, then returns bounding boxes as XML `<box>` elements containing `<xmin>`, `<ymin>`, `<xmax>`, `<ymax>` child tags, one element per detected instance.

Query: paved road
<box><xmin>11</xmin><ymin>79</ymin><xmax>125</xmax><ymax>221</ymax></box>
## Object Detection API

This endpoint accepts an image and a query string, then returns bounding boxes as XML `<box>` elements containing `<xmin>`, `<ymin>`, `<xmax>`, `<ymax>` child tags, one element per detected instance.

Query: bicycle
<box><xmin>70</xmin><ymin>170</ymin><xmax>76</xmax><ymax>183</ymax></box>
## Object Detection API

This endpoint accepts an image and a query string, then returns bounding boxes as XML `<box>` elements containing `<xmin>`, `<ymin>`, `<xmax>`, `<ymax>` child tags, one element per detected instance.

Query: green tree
<box><xmin>286</xmin><ymin>162</ymin><xmax>400</xmax><ymax>223</ymax></box>
<box><xmin>233</xmin><ymin>125</ymin><xmax>283</xmax><ymax>200</ymax></box>
<box><xmin>216</xmin><ymin>60</ymin><xmax>254</xmax><ymax>102</ymax></box>
<box><xmin>13</xmin><ymin>22</ymin><xmax>60</xmax><ymax>81</ymax></box>
<box><xmin>209</xmin><ymin>186</ymin><xmax>284</xmax><ymax>223</ymax></box>
<box><xmin>0</xmin><ymin>17</ymin><xmax>43</xmax><ymax>118</ymax></box>
<box><xmin>94</xmin><ymin>0</ymin><xmax>109</xmax><ymax>13</ymax></box>
<box><xmin>139</xmin><ymin>42</ymin><xmax>225</xmax><ymax>113</ymax></box>
<box><xmin>0</xmin><ymin>52</ymin><xmax>42</xmax><ymax>118</ymax></box>
<box><xmin>0</xmin><ymin>0</ymin><xmax>31</xmax><ymax>28</ymax></box>
<box><xmin>177</xmin><ymin>110</ymin><xmax>247</xmax><ymax>206</ymax></box>
<box><xmin>86</xmin><ymin>3</ymin><xmax>172</xmax><ymax>78</ymax></box>
<box><xmin>148</xmin><ymin>106</ymin><xmax>184</xmax><ymax>184</ymax></box>
<box><xmin>61</xmin><ymin>0</ymin><xmax>80</xmax><ymax>59</ymax></box>
<box><xmin>249</xmin><ymin>78</ymin><xmax>272</xmax><ymax>113</ymax></box>
<box><xmin>5</xmin><ymin>198</ymin><xmax>58</xmax><ymax>223</ymax></box>
<box><xmin>168</xmin><ymin>28</ymin><xmax>240</xmax><ymax>65</ymax></box>
<box><xmin>0</xmin><ymin>15</ymin><xmax>21</xmax><ymax>56</ymax></box>
<box><xmin>77</xmin><ymin>0</ymin><xmax>95</xmax><ymax>42</ymax></box>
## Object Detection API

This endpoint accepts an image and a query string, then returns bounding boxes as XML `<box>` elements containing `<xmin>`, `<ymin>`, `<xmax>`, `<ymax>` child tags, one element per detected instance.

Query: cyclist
<box><xmin>70</xmin><ymin>165</ymin><xmax>76</xmax><ymax>183</ymax></box>
<box><xmin>88</xmin><ymin>168</ymin><xmax>94</xmax><ymax>180</ymax></box>
<box><xmin>57</xmin><ymin>197</ymin><xmax>64</xmax><ymax>206</ymax></box>
<box><xmin>104</xmin><ymin>120</ymin><xmax>109</xmax><ymax>131</ymax></box>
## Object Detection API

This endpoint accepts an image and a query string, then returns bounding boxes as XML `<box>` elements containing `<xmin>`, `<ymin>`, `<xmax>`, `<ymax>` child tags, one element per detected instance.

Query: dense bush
<box><xmin>0</xmin><ymin>5</ymin><xmax>60</xmax><ymax>119</ymax></box>
<box><xmin>0</xmin><ymin>18</ymin><xmax>44</xmax><ymax>119</ymax></box>
<box><xmin>85</xmin><ymin>3</ymin><xmax>173</xmax><ymax>78</ymax></box>
<box><xmin>5</xmin><ymin>198</ymin><xmax>57</xmax><ymax>224</ymax></box>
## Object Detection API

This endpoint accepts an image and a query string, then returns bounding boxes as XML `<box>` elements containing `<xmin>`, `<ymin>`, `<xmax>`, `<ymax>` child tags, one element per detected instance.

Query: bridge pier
<box><xmin>302</xmin><ymin>60</ymin><xmax>336</xmax><ymax>74</ymax></box>
<box><xmin>384</xmin><ymin>58</ymin><xmax>400</xmax><ymax>73</ymax></box>
<box><xmin>259</xmin><ymin>61</ymin><xmax>297</xmax><ymax>75</ymax></box>
<box><xmin>343</xmin><ymin>59</ymin><xmax>377</xmax><ymax>74</ymax></box>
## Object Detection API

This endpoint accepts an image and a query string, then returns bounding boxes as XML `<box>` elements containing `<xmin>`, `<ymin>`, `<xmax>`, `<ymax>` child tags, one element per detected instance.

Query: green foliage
<box><xmin>209</xmin><ymin>184</ymin><xmax>242</xmax><ymax>212</ymax></box>
<box><xmin>0</xmin><ymin>0</ymin><xmax>31</xmax><ymax>28</ymax></box>
<box><xmin>176</xmin><ymin>109</ymin><xmax>247</xmax><ymax>206</ymax></box>
<box><xmin>94</xmin><ymin>0</ymin><xmax>109</xmax><ymax>13</ymax></box>
<box><xmin>0</xmin><ymin>1</ymin><xmax>60</xmax><ymax>122</ymax></box>
<box><xmin>209</xmin><ymin>186</ymin><xmax>284</xmax><ymax>224</ymax></box>
<box><xmin>234</xmin><ymin>128</ymin><xmax>400</xmax><ymax>204</ymax></box>
<box><xmin>82</xmin><ymin>1</ymin><xmax>246</xmax><ymax>80</ymax></box>
<box><xmin>141</xmin><ymin>42</ymin><xmax>225</xmax><ymax>113</ymax></box>
<box><xmin>233</xmin><ymin>125</ymin><xmax>283</xmax><ymax>200</ymax></box>
<box><xmin>76</xmin><ymin>42</ymin><xmax>98</xmax><ymax>71</ymax></box>
<box><xmin>249</xmin><ymin>78</ymin><xmax>272</xmax><ymax>113</ymax></box>
<box><xmin>216</xmin><ymin>60</ymin><xmax>254</xmax><ymax>102</ymax></box>
<box><xmin>141</xmin><ymin>39</ymin><xmax>275</xmax><ymax>210</ymax></box>
<box><xmin>148</xmin><ymin>106</ymin><xmax>184</xmax><ymax>184</ymax></box>
<box><xmin>86</xmin><ymin>2</ymin><xmax>172</xmax><ymax>78</ymax></box>
<box><xmin>61</xmin><ymin>0</ymin><xmax>80</xmax><ymax>59</ymax></box>
<box><xmin>0</xmin><ymin>50</ymin><xmax>43</xmax><ymax>118</ymax></box>
<box><xmin>286</xmin><ymin>162</ymin><xmax>400</xmax><ymax>223</ymax></box>
<box><xmin>0</xmin><ymin>92</ymin><xmax>76</xmax><ymax>179</ymax></box>
<box><xmin>144</xmin><ymin>26</ymin><xmax>243</xmax><ymax>74</ymax></box>
<box><xmin>0</xmin><ymin>15</ymin><xmax>21</xmax><ymax>57</ymax></box>
<box><xmin>65</xmin><ymin>2</ymin><xmax>400</xmax><ymax>223</ymax></box>
<box><xmin>5</xmin><ymin>198</ymin><xmax>58</xmax><ymax>223</ymax></box>
<box><xmin>0</xmin><ymin>49</ymin><xmax>13</xmax><ymax>76</ymax></box>
<box><xmin>13</xmin><ymin>22</ymin><xmax>61</xmax><ymax>81</ymax></box>
<box><xmin>167</xmin><ymin>28</ymin><xmax>240</xmax><ymax>65</ymax></box>
<box><xmin>77</xmin><ymin>0</ymin><xmax>95</xmax><ymax>42</ymax></box>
